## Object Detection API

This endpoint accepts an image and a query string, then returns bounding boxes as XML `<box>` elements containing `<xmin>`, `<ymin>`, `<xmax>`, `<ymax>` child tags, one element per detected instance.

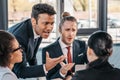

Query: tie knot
<box><xmin>66</xmin><ymin>46</ymin><xmax>72</xmax><ymax>64</ymax></box>
<box><xmin>66</xmin><ymin>46</ymin><xmax>71</xmax><ymax>50</ymax></box>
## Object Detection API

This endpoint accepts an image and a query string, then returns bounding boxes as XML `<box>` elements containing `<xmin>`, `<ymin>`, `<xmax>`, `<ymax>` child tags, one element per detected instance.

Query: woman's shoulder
<box><xmin>0</xmin><ymin>67</ymin><xmax>18</xmax><ymax>80</ymax></box>
<box><xmin>2</xmin><ymin>73</ymin><xmax>18</xmax><ymax>80</ymax></box>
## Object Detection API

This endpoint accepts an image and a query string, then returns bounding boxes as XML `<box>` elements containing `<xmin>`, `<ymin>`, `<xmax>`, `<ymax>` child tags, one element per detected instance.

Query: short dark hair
<box><xmin>88</xmin><ymin>31</ymin><xmax>113</xmax><ymax>59</ymax></box>
<box><xmin>0</xmin><ymin>30</ymin><xmax>15</xmax><ymax>67</ymax></box>
<box><xmin>59</xmin><ymin>16</ymin><xmax>77</xmax><ymax>30</ymax></box>
<box><xmin>31</xmin><ymin>3</ymin><xmax>56</xmax><ymax>21</ymax></box>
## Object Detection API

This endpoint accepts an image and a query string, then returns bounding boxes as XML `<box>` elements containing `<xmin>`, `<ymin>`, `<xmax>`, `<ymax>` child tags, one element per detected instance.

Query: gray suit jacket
<box><xmin>0</xmin><ymin>67</ymin><xmax>18</xmax><ymax>80</ymax></box>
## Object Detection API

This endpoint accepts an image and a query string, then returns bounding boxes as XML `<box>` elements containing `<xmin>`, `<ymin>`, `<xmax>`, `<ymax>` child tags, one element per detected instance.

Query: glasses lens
<box><xmin>12</xmin><ymin>45</ymin><xmax>23</xmax><ymax>52</ymax></box>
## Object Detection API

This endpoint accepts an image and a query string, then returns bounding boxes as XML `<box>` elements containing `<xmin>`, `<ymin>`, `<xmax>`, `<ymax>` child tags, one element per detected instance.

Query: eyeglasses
<box><xmin>12</xmin><ymin>45</ymin><xmax>23</xmax><ymax>52</ymax></box>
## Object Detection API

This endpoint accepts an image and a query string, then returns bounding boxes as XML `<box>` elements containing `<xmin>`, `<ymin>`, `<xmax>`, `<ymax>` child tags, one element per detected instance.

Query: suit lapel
<box><xmin>73</xmin><ymin>41</ymin><xmax>76</xmax><ymax>63</ymax></box>
<box><xmin>34</xmin><ymin>37</ymin><xmax>42</xmax><ymax>54</ymax></box>
<box><xmin>26</xmin><ymin>20</ymin><xmax>35</xmax><ymax>60</ymax></box>
<box><xmin>55</xmin><ymin>40</ymin><xmax>66</xmax><ymax>63</ymax></box>
<box><xmin>27</xmin><ymin>37</ymin><xmax>34</xmax><ymax>60</ymax></box>
<box><xmin>72</xmin><ymin>41</ymin><xmax>77</xmax><ymax>72</ymax></box>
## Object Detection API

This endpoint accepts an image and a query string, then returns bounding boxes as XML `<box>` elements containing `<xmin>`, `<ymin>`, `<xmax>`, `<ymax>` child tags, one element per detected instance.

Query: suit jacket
<box><xmin>0</xmin><ymin>66</ymin><xmax>18</xmax><ymax>80</ymax></box>
<box><xmin>42</xmin><ymin>39</ymin><xmax>88</xmax><ymax>79</ymax></box>
<box><xmin>72</xmin><ymin>59</ymin><xmax>120</xmax><ymax>80</ymax></box>
<box><xmin>8</xmin><ymin>19</ymin><xmax>45</xmax><ymax>78</ymax></box>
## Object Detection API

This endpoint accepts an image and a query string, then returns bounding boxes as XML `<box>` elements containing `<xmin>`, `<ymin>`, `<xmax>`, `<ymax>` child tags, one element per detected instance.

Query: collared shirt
<box><xmin>59</xmin><ymin>38</ymin><xmax>73</xmax><ymax>77</ymax></box>
<box><xmin>33</xmin><ymin>29</ymin><xmax>48</xmax><ymax>74</ymax></box>
<box><xmin>59</xmin><ymin>38</ymin><xmax>73</xmax><ymax>63</ymax></box>
<box><xmin>33</xmin><ymin>28</ymin><xmax>40</xmax><ymax>39</ymax></box>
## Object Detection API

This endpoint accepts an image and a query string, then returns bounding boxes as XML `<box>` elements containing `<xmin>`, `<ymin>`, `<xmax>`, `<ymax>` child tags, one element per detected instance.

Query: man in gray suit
<box><xmin>42</xmin><ymin>16</ymin><xmax>88</xmax><ymax>80</ymax></box>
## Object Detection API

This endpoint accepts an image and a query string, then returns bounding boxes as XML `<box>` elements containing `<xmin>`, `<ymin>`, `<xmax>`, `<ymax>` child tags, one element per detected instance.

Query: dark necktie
<box><xmin>34</xmin><ymin>38</ymin><xmax>38</xmax><ymax>47</ymax></box>
<box><xmin>34</xmin><ymin>37</ymin><xmax>42</xmax><ymax>54</ymax></box>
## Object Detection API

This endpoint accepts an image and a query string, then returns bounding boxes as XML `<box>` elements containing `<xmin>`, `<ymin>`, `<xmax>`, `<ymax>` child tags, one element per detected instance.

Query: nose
<box><xmin>19</xmin><ymin>48</ymin><xmax>23</xmax><ymax>53</ymax></box>
<box><xmin>47</xmin><ymin>24</ymin><xmax>54</xmax><ymax>30</ymax></box>
<box><xmin>69</xmin><ymin>31</ymin><xmax>74</xmax><ymax>35</ymax></box>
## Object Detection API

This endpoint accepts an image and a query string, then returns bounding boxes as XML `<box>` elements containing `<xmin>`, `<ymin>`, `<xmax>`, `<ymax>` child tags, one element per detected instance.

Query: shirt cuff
<box><xmin>43</xmin><ymin>64</ymin><xmax>48</xmax><ymax>75</ymax></box>
<box><xmin>59</xmin><ymin>70</ymin><xmax>66</xmax><ymax>78</ymax></box>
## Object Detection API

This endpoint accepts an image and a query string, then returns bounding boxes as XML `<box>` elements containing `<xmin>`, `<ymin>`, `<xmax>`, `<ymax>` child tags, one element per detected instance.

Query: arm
<box><xmin>76</xmin><ymin>40</ymin><xmax>88</xmax><ymax>64</ymax></box>
<box><xmin>13</xmin><ymin>51</ymin><xmax>65</xmax><ymax>78</ymax></box>
<box><xmin>71</xmin><ymin>72</ymin><xmax>80</xmax><ymax>80</ymax></box>
<box><xmin>42</xmin><ymin>48</ymin><xmax>64</xmax><ymax>79</ymax></box>
<box><xmin>13</xmin><ymin>50</ymin><xmax>45</xmax><ymax>78</ymax></box>
<box><xmin>80</xmin><ymin>41</ymin><xmax>88</xmax><ymax>63</ymax></box>
<box><xmin>42</xmin><ymin>47</ymin><xmax>75</xmax><ymax>79</ymax></box>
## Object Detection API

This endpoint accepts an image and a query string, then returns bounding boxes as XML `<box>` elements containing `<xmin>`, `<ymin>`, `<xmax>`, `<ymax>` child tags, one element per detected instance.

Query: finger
<box><xmin>59</xmin><ymin>55</ymin><xmax>66</xmax><ymax>59</ymax></box>
<box><xmin>65</xmin><ymin>63</ymin><xmax>75</xmax><ymax>70</ymax></box>
<box><xmin>59</xmin><ymin>55</ymin><xmax>66</xmax><ymax>61</ymax></box>
<box><xmin>46</xmin><ymin>51</ymin><xmax>49</xmax><ymax>59</ymax></box>
<box><xmin>53</xmin><ymin>55</ymin><xmax>65</xmax><ymax>63</ymax></box>
<box><xmin>70</xmin><ymin>63</ymin><xmax>75</xmax><ymax>66</ymax></box>
<box><xmin>60</xmin><ymin>62</ymin><xmax>65</xmax><ymax>67</ymax></box>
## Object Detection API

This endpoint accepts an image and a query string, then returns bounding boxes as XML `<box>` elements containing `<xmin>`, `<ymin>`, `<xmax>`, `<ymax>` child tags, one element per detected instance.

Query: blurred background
<box><xmin>0</xmin><ymin>0</ymin><xmax>120</xmax><ymax>80</ymax></box>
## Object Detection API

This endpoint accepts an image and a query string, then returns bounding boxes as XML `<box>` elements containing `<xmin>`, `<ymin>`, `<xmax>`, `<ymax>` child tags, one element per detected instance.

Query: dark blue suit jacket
<box><xmin>8</xmin><ymin>19</ymin><xmax>45</xmax><ymax>78</ymax></box>
<box><xmin>72</xmin><ymin>59</ymin><xmax>120</xmax><ymax>80</ymax></box>
<box><xmin>42</xmin><ymin>39</ymin><xmax>88</xmax><ymax>79</ymax></box>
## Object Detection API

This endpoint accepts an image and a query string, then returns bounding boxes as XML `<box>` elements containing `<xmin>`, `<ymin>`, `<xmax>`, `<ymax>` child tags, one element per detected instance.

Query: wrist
<box><xmin>60</xmin><ymin>68</ymin><xmax>67</xmax><ymax>75</ymax></box>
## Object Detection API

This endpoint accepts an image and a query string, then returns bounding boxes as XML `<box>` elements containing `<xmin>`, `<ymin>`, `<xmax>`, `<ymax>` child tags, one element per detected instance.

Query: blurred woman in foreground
<box><xmin>72</xmin><ymin>31</ymin><xmax>120</xmax><ymax>80</ymax></box>
<box><xmin>0</xmin><ymin>30</ymin><xmax>23</xmax><ymax>80</ymax></box>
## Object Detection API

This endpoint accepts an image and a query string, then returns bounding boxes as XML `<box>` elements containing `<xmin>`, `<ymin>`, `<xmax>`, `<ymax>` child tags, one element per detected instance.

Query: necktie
<box><xmin>34</xmin><ymin>38</ymin><xmax>38</xmax><ymax>47</ymax></box>
<box><xmin>34</xmin><ymin>37</ymin><xmax>42</xmax><ymax>54</ymax></box>
<box><xmin>66</xmin><ymin>46</ymin><xmax>72</xmax><ymax>63</ymax></box>
<box><xmin>66</xmin><ymin>46</ymin><xmax>73</xmax><ymax>75</ymax></box>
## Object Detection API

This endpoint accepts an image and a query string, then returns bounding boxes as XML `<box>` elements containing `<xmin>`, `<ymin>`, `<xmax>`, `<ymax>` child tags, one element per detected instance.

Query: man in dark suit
<box><xmin>42</xmin><ymin>16</ymin><xmax>88</xmax><ymax>79</ymax></box>
<box><xmin>8</xmin><ymin>3</ymin><xmax>65</xmax><ymax>78</ymax></box>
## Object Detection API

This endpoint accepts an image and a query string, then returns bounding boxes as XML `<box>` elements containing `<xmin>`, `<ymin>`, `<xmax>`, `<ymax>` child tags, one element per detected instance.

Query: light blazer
<box><xmin>0</xmin><ymin>67</ymin><xmax>18</xmax><ymax>80</ymax></box>
<box><xmin>72</xmin><ymin>59</ymin><xmax>120</xmax><ymax>80</ymax></box>
<box><xmin>42</xmin><ymin>39</ymin><xmax>88</xmax><ymax>79</ymax></box>
<box><xmin>8</xmin><ymin>19</ymin><xmax>45</xmax><ymax>78</ymax></box>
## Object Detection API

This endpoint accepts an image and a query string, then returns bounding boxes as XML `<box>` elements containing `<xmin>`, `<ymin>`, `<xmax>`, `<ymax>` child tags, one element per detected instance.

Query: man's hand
<box><xmin>60</xmin><ymin>62</ymin><xmax>75</xmax><ymax>75</ymax></box>
<box><xmin>65</xmin><ymin>75</ymin><xmax>72</xmax><ymax>80</ymax></box>
<box><xmin>45</xmin><ymin>52</ymin><xmax>66</xmax><ymax>71</ymax></box>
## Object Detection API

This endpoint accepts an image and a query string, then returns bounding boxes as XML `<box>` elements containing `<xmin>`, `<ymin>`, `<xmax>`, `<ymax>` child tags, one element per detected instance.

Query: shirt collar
<box><xmin>33</xmin><ymin>29</ymin><xmax>40</xmax><ymax>39</ymax></box>
<box><xmin>59</xmin><ymin>38</ymin><xmax>73</xmax><ymax>49</ymax></box>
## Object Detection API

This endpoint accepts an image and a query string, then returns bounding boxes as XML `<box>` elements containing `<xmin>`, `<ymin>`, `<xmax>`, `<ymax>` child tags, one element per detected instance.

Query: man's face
<box><xmin>32</xmin><ymin>13</ymin><xmax>55</xmax><ymax>38</ymax></box>
<box><xmin>59</xmin><ymin>21</ymin><xmax>77</xmax><ymax>45</ymax></box>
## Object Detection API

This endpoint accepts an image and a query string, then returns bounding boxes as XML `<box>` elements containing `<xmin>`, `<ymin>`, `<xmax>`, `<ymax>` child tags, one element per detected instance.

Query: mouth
<box><xmin>42</xmin><ymin>31</ymin><xmax>52</xmax><ymax>38</ymax></box>
<box><xmin>43</xmin><ymin>31</ymin><xmax>51</xmax><ymax>34</ymax></box>
<box><xmin>68</xmin><ymin>38</ymin><xmax>73</xmax><ymax>41</ymax></box>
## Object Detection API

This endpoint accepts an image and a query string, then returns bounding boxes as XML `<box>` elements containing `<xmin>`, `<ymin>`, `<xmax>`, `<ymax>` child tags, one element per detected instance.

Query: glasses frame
<box><xmin>12</xmin><ymin>45</ymin><xmax>23</xmax><ymax>53</ymax></box>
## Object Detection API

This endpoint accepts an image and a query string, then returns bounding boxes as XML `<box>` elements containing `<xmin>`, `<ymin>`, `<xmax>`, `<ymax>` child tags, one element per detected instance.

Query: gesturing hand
<box><xmin>60</xmin><ymin>62</ymin><xmax>75</xmax><ymax>75</ymax></box>
<box><xmin>45</xmin><ymin>52</ymin><xmax>66</xmax><ymax>71</ymax></box>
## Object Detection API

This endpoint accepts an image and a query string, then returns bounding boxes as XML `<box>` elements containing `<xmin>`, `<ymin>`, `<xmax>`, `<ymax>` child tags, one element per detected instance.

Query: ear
<box><xmin>87</xmin><ymin>47</ymin><xmax>96</xmax><ymax>62</ymax></box>
<box><xmin>87</xmin><ymin>47</ymin><xmax>92</xmax><ymax>56</ymax></box>
<box><xmin>10</xmin><ymin>54</ymin><xmax>14</xmax><ymax>60</ymax></box>
<box><xmin>109</xmin><ymin>49</ymin><xmax>113</xmax><ymax>56</ymax></box>
<box><xmin>109</xmin><ymin>50</ymin><xmax>113</xmax><ymax>56</ymax></box>
<box><xmin>59</xmin><ymin>28</ymin><xmax>62</xmax><ymax>33</ymax></box>
<box><xmin>31</xmin><ymin>18</ymin><xmax>36</xmax><ymax>27</ymax></box>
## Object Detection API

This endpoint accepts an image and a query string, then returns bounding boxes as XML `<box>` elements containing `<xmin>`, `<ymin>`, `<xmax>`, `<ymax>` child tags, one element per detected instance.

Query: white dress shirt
<box><xmin>59</xmin><ymin>38</ymin><xmax>73</xmax><ymax>63</ymax></box>
<box><xmin>58</xmin><ymin>38</ymin><xmax>73</xmax><ymax>77</ymax></box>
<box><xmin>33</xmin><ymin>29</ymin><xmax>48</xmax><ymax>75</ymax></box>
